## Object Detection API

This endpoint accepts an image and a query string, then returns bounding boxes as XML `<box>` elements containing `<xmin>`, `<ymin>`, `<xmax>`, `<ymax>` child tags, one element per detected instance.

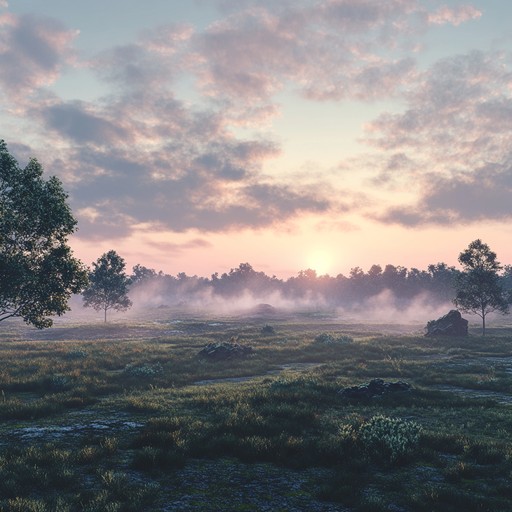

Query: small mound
<box><xmin>251</xmin><ymin>303</ymin><xmax>277</xmax><ymax>316</ymax></box>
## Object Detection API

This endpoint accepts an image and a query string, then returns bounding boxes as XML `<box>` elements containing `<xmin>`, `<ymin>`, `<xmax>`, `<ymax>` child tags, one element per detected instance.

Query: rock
<box><xmin>339</xmin><ymin>378</ymin><xmax>411</xmax><ymax>400</ymax></box>
<box><xmin>425</xmin><ymin>310</ymin><xmax>468</xmax><ymax>337</ymax></box>
<box><xmin>198</xmin><ymin>341</ymin><xmax>253</xmax><ymax>360</ymax></box>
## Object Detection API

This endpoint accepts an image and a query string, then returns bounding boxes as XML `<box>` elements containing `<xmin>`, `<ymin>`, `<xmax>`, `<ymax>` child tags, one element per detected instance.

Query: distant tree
<box><xmin>427</xmin><ymin>262</ymin><xmax>458</xmax><ymax>302</ymax></box>
<box><xmin>131</xmin><ymin>264</ymin><xmax>158</xmax><ymax>285</ymax></box>
<box><xmin>453</xmin><ymin>239</ymin><xmax>509</xmax><ymax>335</ymax></box>
<box><xmin>83</xmin><ymin>250</ymin><xmax>132</xmax><ymax>322</ymax></box>
<box><xmin>0</xmin><ymin>140</ymin><xmax>88</xmax><ymax>328</ymax></box>
<box><xmin>502</xmin><ymin>265</ymin><xmax>512</xmax><ymax>302</ymax></box>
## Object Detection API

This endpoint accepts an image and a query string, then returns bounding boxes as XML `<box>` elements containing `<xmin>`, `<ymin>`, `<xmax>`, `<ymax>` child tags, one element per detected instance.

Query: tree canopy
<box><xmin>453</xmin><ymin>239</ymin><xmax>509</xmax><ymax>335</ymax></box>
<box><xmin>0</xmin><ymin>140</ymin><xmax>88</xmax><ymax>328</ymax></box>
<box><xmin>83</xmin><ymin>250</ymin><xmax>132</xmax><ymax>322</ymax></box>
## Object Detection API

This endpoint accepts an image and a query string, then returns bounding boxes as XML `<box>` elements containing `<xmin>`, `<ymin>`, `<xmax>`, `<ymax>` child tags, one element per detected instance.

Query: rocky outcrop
<box><xmin>198</xmin><ymin>341</ymin><xmax>253</xmax><ymax>360</ymax></box>
<box><xmin>339</xmin><ymin>378</ymin><xmax>411</xmax><ymax>400</ymax></box>
<box><xmin>425</xmin><ymin>310</ymin><xmax>468</xmax><ymax>337</ymax></box>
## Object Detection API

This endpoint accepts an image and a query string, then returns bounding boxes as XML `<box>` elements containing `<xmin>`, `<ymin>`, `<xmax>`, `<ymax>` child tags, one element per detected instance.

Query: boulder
<box><xmin>425</xmin><ymin>310</ymin><xmax>468</xmax><ymax>337</ymax></box>
<box><xmin>198</xmin><ymin>341</ymin><xmax>253</xmax><ymax>360</ymax></box>
<box><xmin>339</xmin><ymin>378</ymin><xmax>411</xmax><ymax>400</ymax></box>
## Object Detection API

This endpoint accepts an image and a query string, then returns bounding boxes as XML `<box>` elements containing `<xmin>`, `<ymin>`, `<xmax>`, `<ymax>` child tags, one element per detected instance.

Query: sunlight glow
<box><xmin>305</xmin><ymin>250</ymin><xmax>333</xmax><ymax>276</ymax></box>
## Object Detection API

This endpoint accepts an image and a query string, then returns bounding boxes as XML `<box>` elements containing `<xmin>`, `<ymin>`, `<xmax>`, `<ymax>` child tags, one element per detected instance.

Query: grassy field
<box><xmin>1</xmin><ymin>308</ymin><xmax>512</xmax><ymax>511</ymax></box>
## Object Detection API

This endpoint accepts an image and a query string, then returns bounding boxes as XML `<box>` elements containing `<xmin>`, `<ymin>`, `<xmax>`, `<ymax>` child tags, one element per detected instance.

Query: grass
<box><xmin>0</xmin><ymin>312</ymin><xmax>512</xmax><ymax>510</ymax></box>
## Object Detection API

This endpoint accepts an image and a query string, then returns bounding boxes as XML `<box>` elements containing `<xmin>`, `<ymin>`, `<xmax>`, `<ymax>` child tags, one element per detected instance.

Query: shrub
<box><xmin>261</xmin><ymin>324</ymin><xmax>276</xmax><ymax>335</ymax></box>
<box><xmin>314</xmin><ymin>333</ymin><xmax>353</xmax><ymax>344</ymax></box>
<box><xmin>123</xmin><ymin>363</ymin><xmax>163</xmax><ymax>378</ymax></box>
<box><xmin>64</xmin><ymin>349</ymin><xmax>88</xmax><ymax>360</ymax></box>
<box><xmin>358</xmin><ymin>415</ymin><xmax>422</xmax><ymax>463</ymax></box>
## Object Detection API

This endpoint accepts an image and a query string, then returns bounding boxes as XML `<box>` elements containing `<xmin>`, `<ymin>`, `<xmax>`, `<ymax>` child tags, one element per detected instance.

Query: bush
<box><xmin>261</xmin><ymin>324</ymin><xmax>276</xmax><ymax>335</ymax></box>
<box><xmin>314</xmin><ymin>333</ymin><xmax>353</xmax><ymax>344</ymax></box>
<box><xmin>64</xmin><ymin>349</ymin><xmax>88</xmax><ymax>360</ymax></box>
<box><xmin>358</xmin><ymin>415</ymin><xmax>422</xmax><ymax>463</ymax></box>
<box><xmin>123</xmin><ymin>363</ymin><xmax>163</xmax><ymax>378</ymax></box>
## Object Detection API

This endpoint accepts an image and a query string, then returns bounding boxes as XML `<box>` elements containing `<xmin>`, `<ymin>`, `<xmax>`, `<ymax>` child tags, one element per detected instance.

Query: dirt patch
<box><xmin>193</xmin><ymin>362</ymin><xmax>324</xmax><ymax>386</ymax></box>
<box><xmin>433</xmin><ymin>385</ymin><xmax>512</xmax><ymax>405</ymax></box>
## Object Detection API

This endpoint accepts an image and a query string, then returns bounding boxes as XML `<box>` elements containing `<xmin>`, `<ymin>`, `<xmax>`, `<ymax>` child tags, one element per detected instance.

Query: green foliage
<box><xmin>260</xmin><ymin>324</ymin><xmax>275</xmax><ymax>335</ymax></box>
<box><xmin>123</xmin><ymin>362</ymin><xmax>163</xmax><ymax>378</ymax></box>
<box><xmin>83</xmin><ymin>250</ymin><xmax>132</xmax><ymax>322</ymax></box>
<box><xmin>358</xmin><ymin>415</ymin><xmax>422</xmax><ymax>462</ymax></box>
<box><xmin>2</xmin><ymin>317</ymin><xmax>512</xmax><ymax>510</ymax></box>
<box><xmin>314</xmin><ymin>332</ymin><xmax>353</xmax><ymax>344</ymax></box>
<box><xmin>0</xmin><ymin>140</ymin><xmax>88</xmax><ymax>328</ymax></box>
<box><xmin>454</xmin><ymin>239</ymin><xmax>509</xmax><ymax>335</ymax></box>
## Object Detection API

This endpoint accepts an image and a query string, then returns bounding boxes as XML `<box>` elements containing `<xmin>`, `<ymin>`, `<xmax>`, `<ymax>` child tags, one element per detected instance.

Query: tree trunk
<box><xmin>482</xmin><ymin>311</ymin><xmax>486</xmax><ymax>336</ymax></box>
<box><xmin>104</xmin><ymin>307</ymin><xmax>107</xmax><ymax>323</ymax></box>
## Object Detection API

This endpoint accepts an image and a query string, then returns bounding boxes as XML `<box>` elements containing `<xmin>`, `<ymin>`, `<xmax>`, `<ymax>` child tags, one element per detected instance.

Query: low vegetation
<box><xmin>1</xmin><ymin>312</ymin><xmax>512</xmax><ymax>511</ymax></box>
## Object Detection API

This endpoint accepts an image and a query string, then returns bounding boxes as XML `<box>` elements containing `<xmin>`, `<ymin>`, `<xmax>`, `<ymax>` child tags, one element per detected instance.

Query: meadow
<box><xmin>0</xmin><ymin>307</ymin><xmax>512</xmax><ymax>511</ymax></box>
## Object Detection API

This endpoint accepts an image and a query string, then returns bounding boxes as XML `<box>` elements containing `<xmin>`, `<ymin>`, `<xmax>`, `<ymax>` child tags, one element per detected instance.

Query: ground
<box><xmin>0</xmin><ymin>308</ymin><xmax>511</xmax><ymax>511</ymax></box>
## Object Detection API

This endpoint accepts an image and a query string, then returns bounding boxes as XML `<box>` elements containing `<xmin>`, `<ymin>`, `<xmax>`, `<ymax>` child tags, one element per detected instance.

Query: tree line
<box><xmin>1</xmin><ymin>140</ymin><xmax>511</xmax><ymax>333</ymax></box>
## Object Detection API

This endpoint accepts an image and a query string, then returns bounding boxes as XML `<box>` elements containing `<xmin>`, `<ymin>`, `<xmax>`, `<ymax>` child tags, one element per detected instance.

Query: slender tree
<box><xmin>0</xmin><ymin>140</ymin><xmax>88</xmax><ymax>328</ymax></box>
<box><xmin>83</xmin><ymin>250</ymin><xmax>132</xmax><ymax>322</ymax></box>
<box><xmin>453</xmin><ymin>239</ymin><xmax>509</xmax><ymax>335</ymax></box>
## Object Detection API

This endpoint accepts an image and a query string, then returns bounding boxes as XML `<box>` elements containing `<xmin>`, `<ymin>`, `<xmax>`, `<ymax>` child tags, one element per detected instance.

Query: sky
<box><xmin>1</xmin><ymin>0</ymin><xmax>512</xmax><ymax>278</ymax></box>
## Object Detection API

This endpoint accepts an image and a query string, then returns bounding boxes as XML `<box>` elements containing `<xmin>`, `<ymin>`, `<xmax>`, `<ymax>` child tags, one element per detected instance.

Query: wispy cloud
<box><xmin>365</xmin><ymin>50</ymin><xmax>512</xmax><ymax>224</ymax></box>
<box><xmin>427</xmin><ymin>5</ymin><xmax>482</xmax><ymax>26</ymax></box>
<box><xmin>380</xmin><ymin>164</ymin><xmax>512</xmax><ymax>226</ymax></box>
<box><xmin>0</xmin><ymin>13</ymin><xmax>78</xmax><ymax>102</ymax></box>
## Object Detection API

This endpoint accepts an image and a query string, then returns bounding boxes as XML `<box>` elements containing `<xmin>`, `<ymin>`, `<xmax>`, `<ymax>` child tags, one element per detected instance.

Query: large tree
<box><xmin>83</xmin><ymin>250</ymin><xmax>132</xmax><ymax>322</ymax></box>
<box><xmin>0</xmin><ymin>140</ymin><xmax>88</xmax><ymax>328</ymax></box>
<box><xmin>453</xmin><ymin>239</ymin><xmax>509</xmax><ymax>335</ymax></box>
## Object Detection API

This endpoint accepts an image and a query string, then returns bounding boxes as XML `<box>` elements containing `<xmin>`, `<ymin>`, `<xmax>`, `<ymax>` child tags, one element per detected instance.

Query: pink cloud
<box><xmin>428</xmin><ymin>5</ymin><xmax>482</xmax><ymax>26</ymax></box>
<box><xmin>0</xmin><ymin>13</ymin><xmax>78</xmax><ymax>101</ymax></box>
<box><xmin>193</xmin><ymin>0</ymin><xmax>478</xmax><ymax>112</ymax></box>
<box><xmin>366</xmin><ymin>51</ymin><xmax>512</xmax><ymax>169</ymax></box>
<box><xmin>363</xmin><ymin>50</ymin><xmax>512</xmax><ymax>224</ymax></box>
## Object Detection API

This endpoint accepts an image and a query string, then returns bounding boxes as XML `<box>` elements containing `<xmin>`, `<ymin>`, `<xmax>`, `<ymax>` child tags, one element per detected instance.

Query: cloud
<box><xmin>428</xmin><ymin>5</ymin><xmax>482</xmax><ymax>26</ymax></box>
<box><xmin>380</xmin><ymin>164</ymin><xmax>512</xmax><ymax>226</ymax></box>
<box><xmin>366</xmin><ymin>51</ymin><xmax>512</xmax><ymax>175</ymax></box>
<box><xmin>30</xmin><ymin>90</ymin><xmax>337</xmax><ymax>239</ymax></box>
<box><xmin>1</xmin><ymin>2</ymin><xmax>489</xmax><ymax>242</ymax></box>
<box><xmin>41</xmin><ymin>101</ymin><xmax>129</xmax><ymax>145</ymax></box>
<box><xmin>145</xmin><ymin>238</ymin><xmax>213</xmax><ymax>253</ymax></box>
<box><xmin>193</xmin><ymin>1</ymin><xmax>423</xmax><ymax>107</ymax></box>
<box><xmin>0</xmin><ymin>13</ymin><xmax>78</xmax><ymax>101</ymax></box>
<box><xmin>193</xmin><ymin>1</ymin><xmax>481</xmax><ymax>110</ymax></box>
<box><xmin>361</xmin><ymin>49</ymin><xmax>512</xmax><ymax>225</ymax></box>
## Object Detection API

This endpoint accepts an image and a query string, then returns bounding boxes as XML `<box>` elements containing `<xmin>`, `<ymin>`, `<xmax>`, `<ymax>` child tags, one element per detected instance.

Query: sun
<box><xmin>304</xmin><ymin>251</ymin><xmax>333</xmax><ymax>276</ymax></box>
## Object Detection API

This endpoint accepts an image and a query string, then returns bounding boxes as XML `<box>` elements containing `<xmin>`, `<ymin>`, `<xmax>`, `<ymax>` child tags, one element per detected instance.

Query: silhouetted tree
<box><xmin>453</xmin><ymin>240</ymin><xmax>509</xmax><ymax>335</ymax></box>
<box><xmin>83</xmin><ymin>250</ymin><xmax>132</xmax><ymax>322</ymax></box>
<box><xmin>0</xmin><ymin>140</ymin><xmax>88</xmax><ymax>328</ymax></box>
<box><xmin>427</xmin><ymin>263</ymin><xmax>458</xmax><ymax>302</ymax></box>
<box><xmin>131</xmin><ymin>264</ymin><xmax>158</xmax><ymax>284</ymax></box>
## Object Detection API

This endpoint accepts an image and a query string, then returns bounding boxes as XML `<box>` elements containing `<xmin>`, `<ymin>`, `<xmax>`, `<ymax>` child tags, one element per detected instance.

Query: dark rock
<box><xmin>425</xmin><ymin>310</ymin><xmax>468</xmax><ymax>337</ymax></box>
<box><xmin>198</xmin><ymin>341</ymin><xmax>253</xmax><ymax>360</ymax></box>
<box><xmin>339</xmin><ymin>378</ymin><xmax>411</xmax><ymax>400</ymax></box>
